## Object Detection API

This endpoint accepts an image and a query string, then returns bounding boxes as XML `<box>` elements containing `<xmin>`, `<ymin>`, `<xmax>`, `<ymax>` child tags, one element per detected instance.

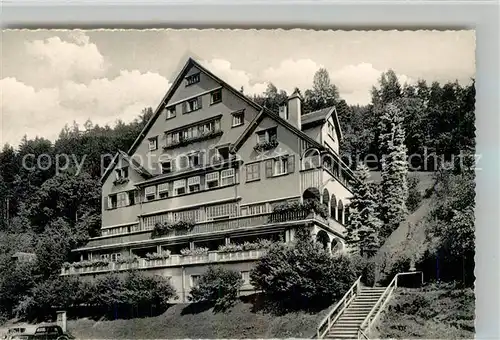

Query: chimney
<box><xmin>287</xmin><ymin>88</ymin><xmax>302</xmax><ymax>130</ymax></box>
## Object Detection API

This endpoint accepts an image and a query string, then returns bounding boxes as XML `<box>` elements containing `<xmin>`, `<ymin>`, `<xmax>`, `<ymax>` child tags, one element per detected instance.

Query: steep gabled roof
<box><xmin>126</xmin><ymin>57</ymin><xmax>262</xmax><ymax>156</ymax></box>
<box><xmin>230</xmin><ymin>107</ymin><xmax>325</xmax><ymax>154</ymax></box>
<box><xmin>100</xmin><ymin>150</ymin><xmax>153</xmax><ymax>184</ymax></box>
<box><xmin>301</xmin><ymin>106</ymin><xmax>343</xmax><ymax>140</ymax></box>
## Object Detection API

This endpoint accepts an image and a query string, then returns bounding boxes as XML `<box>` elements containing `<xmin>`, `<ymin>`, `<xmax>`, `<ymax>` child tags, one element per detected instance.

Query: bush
<box><xmin>189</xmin><ymin>266</ymin><xmax>243</xmax><ymax>312</ymax></box>
<box><xmin>350</xmin><ymin>254</ymin><xmax>376</xmax><ymax>287</ymax></box>
<box><xmin>250</xmin><ymin>229</ymin><xmax>358</xmax><ymax>310</ymax></box>
<box><xmin>407</xmin><ymin>176</ymin><xmax>422</xmax><ymax>213</ymax></box>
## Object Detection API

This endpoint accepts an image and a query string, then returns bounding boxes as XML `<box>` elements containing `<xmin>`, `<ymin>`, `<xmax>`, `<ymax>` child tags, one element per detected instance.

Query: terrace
<box><xmin>61</xmin><ymin>249</ymin><xmax>266</xmax><ymax>276</ymax></box>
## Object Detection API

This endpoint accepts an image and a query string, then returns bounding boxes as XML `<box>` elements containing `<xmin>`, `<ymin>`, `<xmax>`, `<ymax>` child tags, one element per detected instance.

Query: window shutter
<box><xmin>134</xmin><ymin>190</ymin><xmax>140</xmax><ymax>203</ymax></box>
<box><xmin>265</xmin><ymin>160</ymin><xmax>273</xmax><ymax>178</ymax></box>
<box><xmin>107</xmin><ymin>196</ymin><xmax>112</xmax><ymax>209</ymax></box>
<box><xmin>182</xmin><ymin>101</ymin><xmax>187</xmax><ymax>114</ymax></box>
<box><xmin>124</xmin><ymin>193</ymin><xmax>130</xmax><ymax>206</ymax></box>
<box><xmin>287</xmin><ymin>155</ymin><xmax>295</xmax><ymax>173</ymax></box>
<box><xmin>197</xmin><ymin>96</ymin><xmax>202</xmax><ymax>109</ymax></box>
<box><xmin>244</xmin><ymin>165</ymin><xmax>249</xmax><ymax>182</ymax></box>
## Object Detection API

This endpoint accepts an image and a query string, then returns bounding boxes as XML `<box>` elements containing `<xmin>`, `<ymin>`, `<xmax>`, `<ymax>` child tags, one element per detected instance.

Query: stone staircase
<box><xmin>325</xmin><ymin>286</ymin><xmax>386</xmax><ymax>339</ymax></box>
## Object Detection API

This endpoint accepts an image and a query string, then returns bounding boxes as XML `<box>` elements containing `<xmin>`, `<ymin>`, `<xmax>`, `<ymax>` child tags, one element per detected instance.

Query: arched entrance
<box><xmin>330</xmin><ymin>194</ymin><xmax>337</xmax><ymax>219</ymax></box>
<box><xmin>316</xmin><ymin>230</ymin><xmax>330</xmax><ymax>250</ymax></box>
<box><xmin>302</xmin><ymin>148</ymin><xmax>321</xmax><ymax>170</ymax></box>
<box><xmin>331</xmin><ymin>238</ymin><xmax>345</xmax><ymax>254</ymax></box>
<box><xmin>322</xmin><ymin>189</ymin><xmax>330</xmax><ymax>211</ymax></box>
<box><xmin>302</xmin><ymin>187</ymin><xmax>321</xmax><ymax>202</ymax></box>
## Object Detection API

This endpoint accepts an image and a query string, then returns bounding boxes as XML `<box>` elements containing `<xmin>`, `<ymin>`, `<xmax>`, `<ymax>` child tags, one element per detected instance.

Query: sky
<box><xmin>1</xmin><ymin>29</ymin><xmax>475</xmax><ymax>148</ymax></box>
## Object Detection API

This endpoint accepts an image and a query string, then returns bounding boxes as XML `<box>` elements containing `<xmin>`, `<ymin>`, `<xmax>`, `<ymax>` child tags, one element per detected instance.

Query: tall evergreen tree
<box><xmin>304</xmin><ymin>68</ymin><xmax>339</xmax><ymax>112</ymax></box>
<box><xmin>378</xmin><ymin>103</ymin><xmax>409</xmax><ymax>240</ymax></box>
<box><xmin>345</xmin><ymin>163</ymin><xmax>381</xmax><ymax>257</ymax></box>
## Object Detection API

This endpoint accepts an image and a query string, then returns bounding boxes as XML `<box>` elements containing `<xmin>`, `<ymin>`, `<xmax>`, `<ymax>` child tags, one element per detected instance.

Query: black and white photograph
<box><xmin>0</xmin><ymin>29</ymin><xmax>476</xmax><ymax>339</ymax></box>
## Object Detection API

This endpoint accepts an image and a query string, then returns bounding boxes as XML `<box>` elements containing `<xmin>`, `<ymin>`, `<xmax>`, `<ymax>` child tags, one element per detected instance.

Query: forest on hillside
<box><xmin>0</xmin><ymin>68</ymin><xmax>475</xmax><ymax>322</ymax></box>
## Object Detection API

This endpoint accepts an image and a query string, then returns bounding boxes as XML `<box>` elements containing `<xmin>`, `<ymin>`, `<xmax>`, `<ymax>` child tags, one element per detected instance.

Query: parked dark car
<box><xmin>8</xmin><ymin>325</ymin><xmax>73</xmax><ymax>340</ymax></box>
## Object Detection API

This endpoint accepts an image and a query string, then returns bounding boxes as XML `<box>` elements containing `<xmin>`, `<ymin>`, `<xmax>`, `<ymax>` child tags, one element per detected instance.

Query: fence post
<box><xmin>56</xmin><ymin>311</ymin><xmax>67</xmax><ymax>333</ymax></box>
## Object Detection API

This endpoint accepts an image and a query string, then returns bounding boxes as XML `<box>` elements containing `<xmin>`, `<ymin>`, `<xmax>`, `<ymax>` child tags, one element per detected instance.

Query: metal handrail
<box><xmin>357</xmin><ymin>271</ymin><xmax>424</xmax><ymax>340</ymax></box>
<box><xmin>316</xmin><ymin>276</ymin><xmax>362</xmax><ymax>339</ymax></box>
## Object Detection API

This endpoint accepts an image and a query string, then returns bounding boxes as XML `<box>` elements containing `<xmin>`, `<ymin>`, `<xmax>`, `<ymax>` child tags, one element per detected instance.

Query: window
<box><xmin>188</xmin><ymin>153</ymin><xmax>201</xmax><ymax>168</ymax></box>
<box><xmin>273</xmin><ymin>157</ymin><xmax>288</xmax><ymax>176</ymax></box>
<box><xmin>246</xmin><ymin>203</ymin><xmax>268</xmax><ymax>215</ymax></box>
<box><xmin>217</xmin><ymin>146</ymin><xmax>230</xmax><ymax>161</ymax></box>
<box><xmin>221</xmin><ymin>168</ymin><xmax>235</xmax><ymax>186</ymax></box>
<box><xmin>148</xmin><ymin>137</ymin><xmax>158</xmax><ymax>151</ymax></box>
<box><xmin>241</xmin><ymin>271</ymin><xmax>250</xmax><ymax>284</ymax></box>
<box><xmin>185</xmin><ymin>97</ymin><xmax>201</xmax><ymax>113</ymax></box>
<box><xmin>210</xmin><ymin>89</ymin><xmax>222</xmax><ymax>104</ymax></box>
<box><xmin>256</xmin><ymin>127</ymin><xmax>277</xmax><ymax>143</ymax></box>
<box><xmin>206</xmin><ymin>203</ymin><xmax>238</xmax><ymax>219</ymax></box>
<box><xmin>246</xmin><ymin>163</ymin><xmax>260</xmax><ymax>182</ymax></box>
<box><xmin>166</xmin><ymin>106</ymin><xmax>176</xmax><ymax>119</ymax></box>
<box><xmin>108</xmin><ymin>194</ymin><xmax>117</xmax><ymax>209</ymax></box>
<box><xmin>206</xmin><ymin>172</ymin><xmax>219</xmax><ymax>189</ymax></box>
<box><xmin>188</xmin><ymin>176</ymin><xmax>201</xmax><ymax>193</ymax></box>
<box><xmin>186</xmin><ymin>73</ymin><xmax>200</xmax><ymax>86</ymax></box>
<box><xmin>128</xmin><ymin>191</ymin><xmax>136</xmax><ymax>205</ymax></box>
<box><xmin>145</xmin><ymin>186</ymin><xmax>156</xmax><ymax>201</ymax></box>
<box><xmin>161</xmin><ymin>161</ymin><xmax>172</xmax><ymax>174</ymax></box>
<box><xmin>111</xmin><ymin>253</ymin><xmax>121</xmax><ymax>262</ymax></box>
<box><xmin>231</xmin><ymin>110</ymin><xmax>244</xmax><ymax>127</ymax></box>
<box><xmin>158</xmin><ymin>183</ymin><xmax>170</xmax><ymax>199</ymax></box>
<box><xmin>115</xmin><ymin>167</ymin><xmax>128</xmax><ymax>180</ymax></box>
<box><xmin>191</xmin><ymin>275</ymin><xmax>201</xmax><ymax>287</ymax></box>
<box><xmin>116</xmin><ymin>192</ymin><xmax>128</xmax><ymax>207</ymax></box>
<box><xmin>328</xmin><ymin>122</ymin><xmax>335</xmax><ymax>139</ymax></box>
<box><xmin>266</xmin><ymin>155</ymin><xmax>295</xmax><ymax>178</ymax></box>
<box><xmin>173</xmin><ymin>179</ymin><xmax>186</xmax><ymax>195</ymax></box>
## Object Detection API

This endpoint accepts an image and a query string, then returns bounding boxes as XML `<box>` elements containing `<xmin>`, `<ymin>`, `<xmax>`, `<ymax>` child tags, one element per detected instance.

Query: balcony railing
<box><xmin>61</xmin><ymin>249</ymin><xmax>266</xmax><ymax>275</ymax></box>
<box><xmin>84</xmin><ymin>210</ymin><xmax>339</xmax><ymax>249</ymax></box>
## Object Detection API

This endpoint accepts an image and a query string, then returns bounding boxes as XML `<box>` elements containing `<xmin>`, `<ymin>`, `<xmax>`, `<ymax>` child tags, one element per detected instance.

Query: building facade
<box><xmin>61</xmin><ymin>58</ymin><xmax>356</xmax><ymax>302</ymax></box>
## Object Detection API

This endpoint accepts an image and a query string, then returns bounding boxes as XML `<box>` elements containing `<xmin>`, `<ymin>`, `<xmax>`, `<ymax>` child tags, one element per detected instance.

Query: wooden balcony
<box><xmin>82</xmin><ymin>209</ymin><xmax>334</xmax><ymax>250</ymax></box>
<box><xmin>61</xmin><ymin>249</ymin><xmax>266</xmax><ymax>276</ymax></box>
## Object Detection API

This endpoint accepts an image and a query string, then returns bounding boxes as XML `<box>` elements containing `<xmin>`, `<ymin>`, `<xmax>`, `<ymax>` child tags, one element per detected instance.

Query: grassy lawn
<box><xmin>371</xmin><ymin>283</ymin><xmax>474</xmax><ymax>339</ymax></box>
<box><xmin>66</xmin><ymin>294</ymin><xmax>330</xmax><ymax>339</ymax></box>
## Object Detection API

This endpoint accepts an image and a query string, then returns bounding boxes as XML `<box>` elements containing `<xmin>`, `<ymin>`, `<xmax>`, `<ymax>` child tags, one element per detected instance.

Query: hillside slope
<box><xmin>371</xmin><ymin>283</ymin><xmax>474</xmax><ymax>339</ymax></box>
<box><xmin>372</xmin><ymin>172</ymin><xmax>436</xmax><ymax>284</ymax></box>
<box><xmin>66</xmin><ymin>297</ymin><xmax>330</xmax><ymax>339</ymax></box>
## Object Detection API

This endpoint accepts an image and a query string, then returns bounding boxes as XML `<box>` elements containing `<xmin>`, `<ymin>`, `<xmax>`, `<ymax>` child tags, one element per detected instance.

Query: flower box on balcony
<box><xmin>152</xmin><ymin>220</ymin><xmax>196</xmax><ymax>238</ymax></box>
<box><xmin>253</xmin><ymin>139</ymin><xmax>279</xmax><ymax>152</ymax></box>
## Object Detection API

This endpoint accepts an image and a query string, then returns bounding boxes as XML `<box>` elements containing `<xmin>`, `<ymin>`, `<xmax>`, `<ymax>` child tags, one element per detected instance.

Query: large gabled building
<box><xmin>61</xmin><ymin>58</ymin><xmax>356</xmax><ymax>302</ymax></box>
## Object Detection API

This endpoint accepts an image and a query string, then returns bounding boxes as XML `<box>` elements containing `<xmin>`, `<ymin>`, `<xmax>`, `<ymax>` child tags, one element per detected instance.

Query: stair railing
<box><xmin>357</xmin><ymin>271</ymin><xmax>424</xmax><ymax>340</ymax></box>
<box><xmin>316</xmin><ymin>276</ymin><xmax>362</xmax><ymax>339</ymax></box>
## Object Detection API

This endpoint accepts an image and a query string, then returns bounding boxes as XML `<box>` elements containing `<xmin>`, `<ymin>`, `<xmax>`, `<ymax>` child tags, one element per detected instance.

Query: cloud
<box><xmin>199</xmin><ymin>59</ymin><xmax>268</xmax><ymax>95</ymax></box>
<box><xmin>329</xmin><ymin>63</ymin><xmax>414</xmax><ymax>105</ymax></box>
<box><xmin>1</xmin><ymin>71</ymin><xmax>170</xmax><ymax>147</ymax></box>
<box><xmin>25</xmin><ymin>34</ymin><xmax>106</xmax><ymax>83</ymax></box>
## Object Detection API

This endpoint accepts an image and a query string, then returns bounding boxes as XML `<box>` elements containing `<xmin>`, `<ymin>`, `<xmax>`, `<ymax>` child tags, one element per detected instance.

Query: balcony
<box><xmin>61</xmin><ymin>249</ymin><xmax>266</xmax><ymax>276</ymax></box>
<box><xmin>163</xmin><ymin>130</ymin><xmax>223</xmax><ymax>150</ymax></box>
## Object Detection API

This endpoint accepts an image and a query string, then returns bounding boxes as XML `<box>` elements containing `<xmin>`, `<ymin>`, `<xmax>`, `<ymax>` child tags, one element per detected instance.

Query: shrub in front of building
<box><xmin>250</xmin><ymin>229</ymin><xmax>358</xmax><ymax>311</ymax></box>
<box><xmin>188</xmin><ymin>266</ymin><xmax>244</xmax><ymax>312</ymax></box>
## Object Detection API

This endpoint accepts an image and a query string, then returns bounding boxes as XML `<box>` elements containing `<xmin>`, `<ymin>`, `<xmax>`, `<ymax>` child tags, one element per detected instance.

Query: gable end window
<box><xmin>231</xmin><ymin>110</ymin><xmax>245</xmax><ymax>127</ymax></box>
<box><xmin>183</xmin><ymin>97</ymin><xmax>202</xmax><ymax>114</ymax></box>
<box><xmin>210</xmin><ymin>89</ymin><xmax>222</xmax><ymax>105</ymax></box>
<box><xmin>256</xmin><ymin>127</ymin><xmax>277</xmax><ymax>143</ymax></box>
<box><xmin>185</xmin><ymin>73</ymin><xmax>200</xmax><ymax>86</ymax></box>
<box><xmin>115</xmin><ymin>167</ymin><xmax>129</xmax><ymax>180</ymax></box>
<box><xmin>148</xmin><ymin>137</ymin><xmax>158</xmax><ymax>151</ymax></box>
<box><xmin>166</xmin><ymin>106</ymin><xmax>176</xmax><ymax>119</ymax></box>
